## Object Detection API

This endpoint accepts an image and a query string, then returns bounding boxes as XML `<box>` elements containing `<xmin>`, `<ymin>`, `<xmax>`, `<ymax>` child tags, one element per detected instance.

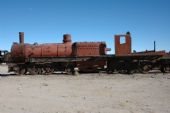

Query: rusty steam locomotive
<box><xmin>1</xmin><ymin>32</ymin><xmax>170</xmax><ymax>75</ymax></box>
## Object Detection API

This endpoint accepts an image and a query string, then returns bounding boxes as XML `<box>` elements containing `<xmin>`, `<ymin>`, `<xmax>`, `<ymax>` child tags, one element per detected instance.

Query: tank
<box><xmin>11</xmin><ymin>33</ymin><xmax>72</xmax><ymax>58</ymax></box>
<box><xmin>72</xmin><ymin>42</ymin><xmax>108</xmax><ymax>56</ymax></box>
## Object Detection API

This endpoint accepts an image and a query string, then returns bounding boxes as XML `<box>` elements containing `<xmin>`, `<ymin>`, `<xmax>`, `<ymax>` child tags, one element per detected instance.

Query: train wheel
<box><xmin>139</xmin><ymin>65</ymin><xmax>152</xmax><ymax>74</ymax></box>
<box><xmin>41</xmin><ymin>68</ymin><xmax>46</xmax><ymax>75</ymax></box>
<box><xmin>106</xmin><ymin>68</ymin><xmax>114</xmax><ymax>74</ymax></box>
<box><xmin>44</xmin><ymin>68</ymin><xmax>54</xmax><ymax>75</ymax></box>
<box><xmin>127</xmin><ymin>69</ymin><xmax>134</xmax><ymax>74</ymax></box>
<box><xmin>106</xmin><ymin>70</ymin><xmax>113</xmax><ymax>74</ymax></box>
<box><xmin>37</xmin><ymin>68</ymin><xmax>42</xmax><ymax>75</ymax></box>
<box><xmin>65</xmin><ymin>68</ymin><xmax>72</xmax><ymax>75</ymax></box>
<box><xmin>160</xmin><ymin>66</ymin><xmax>168</xmax><ymax>73</ymax></box>
<box><xmin>65</xmin><ymin>64</ymin><xmax>74</xmax><ymax>75</ymax></box>
<box><xmin>50</xmin><ymin>68</ymin><xmax>54</xmax><ymax>74</ymax></box>
<box><xmin>66</xmin><ymin>67</ymin><xmax>74</xmax><ymax>75</ymax></box>
<box><xmin>28</xmin><ymin>68</ymin><xmax>37</xmax><ymax>75</ymax></box>
<box><xmin>13</xmin><ymin>66</ymin><xmax>20</xmax><ymax>75</ymax></box>
<box><xmin>19</xmin><ymin>68</ymin><xmax>26</xmax><ymax>75</ymax></box>
<box><xmin>138</xmin><ymin>67</ymin><xmax>143</xmax><ymax>73</ymax></box>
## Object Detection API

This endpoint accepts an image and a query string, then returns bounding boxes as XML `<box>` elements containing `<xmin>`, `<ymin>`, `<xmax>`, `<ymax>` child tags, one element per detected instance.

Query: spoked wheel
<box><xmin>65</xmin><ymin>68</ymin><xmax>73</xmax><ymax>75</ymax></box>
<box><xmin>28</xmin><ymin>68</ymin><xmax>38</xmax><ymax>75</ymax></box>
<box><xmin>118</xmin><ymin>70</ymin><xmax>127</xmax><ymax>74</ymax></box>
<box><xmin>138</xmin><ymin>65</ymin><xmax>152</xmax><ymax>74</ymax></box>
<box><xmin>12</xmin><ymin>66</ymin><xmax>20</xmax><ymax>75</ymax></box>
<box><xmin>127</xmin><ymin>69</ymin><xmax>135</xmax><ymax>74</ymax></box>
<box><xmin>106</xmin><ymin>70</ymin><xmax>114</xmax><ymax>74</ymax></box>
<box><xmin>44</xmin><ymin>68</ymin><xmax>54</xmax><ymax>75</ymax></box>
<box><xmin>19</xmin><ymin>68</ymin><xmax>26</xmax><ymax>75</ymax></box>
<box><xmin>65</xmin><ymin>64</ymin><xmax>74</xmax><ymax>75</ymax></box>
<box><xmin>138</xmin><ymin>66</ymin><xmax>143</xmax><ymax>73</ymax></box>
<box><xmin>37</xmin><ymin>68</ymin><xmax>42</xmax><ymax>75</ymax></box>
<box><xmin>160</xmin><ymin>66</ymin><xmax>168</xmax><ymax>73</ymax></box>
<box><xmin>106</xmin><ymin>67</ymin><xmax>114</xmax><ymax>74</ymax></box>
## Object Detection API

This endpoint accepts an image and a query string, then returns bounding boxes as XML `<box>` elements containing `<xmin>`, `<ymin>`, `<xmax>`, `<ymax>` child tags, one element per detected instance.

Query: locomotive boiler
<box><xmin>9</xmin><ymin>32</ymin><xmax>110</xmax><ymax>74</ymax></box>
<box><xmin>11</xmin><ymin>32</ymin><xmax>108</xmax><ymax>59</ymax></box>
<box><xmin>11</xmin><ymin>32</ymin><xmax>72</xmax><ymax>60</ymax></box>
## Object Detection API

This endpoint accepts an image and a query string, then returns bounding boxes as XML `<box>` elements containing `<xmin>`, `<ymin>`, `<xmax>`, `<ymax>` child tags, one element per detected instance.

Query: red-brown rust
<box><xmin>11</xmin><ymin>32</ymin><xmax>109</xmax><ymax>58</ymax></box>
<box><xmin>76</xmin><ymin>60</ymin><xmax>106</xmax><ymax>72</ymax></box>
<box><xmin>63</xmin><ymin>34</ymin><xmax>72</xmax><ymax>43</ymax></box>
<box><xmin>22</xmin><ymin>43</ymin><xmax>72</xmax><ymax>57</ymax></box>
<box><xmin>115</xmin><ymin>33</ymin><xmax>131</xmax><ymax>56</ymax></box>
<box><xmin>73</xmin><ymin>42</ymin><xmax>107</xmax><ymax>56</ymax></box>
<box><xmin>11</xmin><ymin>33</ymin><xmax>73</xmax><ymax>58</ymax></box>
<box><xmin>11</xmin><ymin>43</ymin><xmax>23</xmax><ymax>57</ymax></box>
<box><xmin>19</xmin><ymin>32</ymin><xmax>24</xmax><ymax>44</ymax></box>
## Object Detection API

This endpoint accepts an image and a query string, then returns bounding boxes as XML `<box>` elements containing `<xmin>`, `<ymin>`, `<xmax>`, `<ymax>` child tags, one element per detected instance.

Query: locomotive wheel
<box><xmin>160</xmin><ymin>66</ymin><xmax>168</xmax><ymax>73</ymax></box>
<box><xmin>138</xmin><ymin>67</ymin><xmax>143</xmax><ymax>73</ymax></box>
<box><xmin>41</xmin><ymin>68</ymin><xmax>46</xmax><ymax>75</ymax></box>
<box><xmin>44</xmin><ymin>68</ymin><xmax>54</xmax><ymax>75</ymax></box>
<box><xmin>28</xmin><ymin>68</ymin><xmax>38</xmax><ymax>75</ymax></box>
<box><xmin>65</xmin><ymin>68</ymin><xmax>72</xmax><ymax>75</ymax></box>
<box><xmin>37</xmin><ymin>68</ymin><xmax>42</xmax><ymax>75</ymax></box>
<box><xmin>118</xmin><ymin>70</ymin><xmax>126</xmax><ymax>74</ymax></box>
<box><xmin>106</xmin><ymin>70</ymin><xmax>114</xmax><ymax>74</ymax></box>
<box><xmin>50</xmin><ymin>68</ymin><xmax>54</xmax><ymax>74</ymax></box>
<box><xmin>106</xmin><ymin>67</ymin><xmax>114</xmax><ymax>74</ymax></box>
<box><xmin>19</xmin><ymin>68</ymin><xmax>26</xmax><ymax>75</ymax></box>
<box><xmin>127</xmin><ymin>69</ymin><xmax>134</xmax><ymax>74</ymax></box>
<box><xmin>65</xmin><ymin>64</ymin><xmax>74</xmax><ymax>75</ymax></box>
<box><xmin>30</xmin><ymin>70</ymin><xmax>38</xmax><ymax>75</ymax></box>
<box><xmin>66</xmin><ymin>67</ymin><xmax>75</xmax><ymax>75</ymax></box>
<box><xmin>13</xmin><ymin>66</ymin><xmax>20</xmax><ymax>75</ymax></box>
<box><xmin>139</xmin><ymin>65</ymin><xmax>152</xmax><ymax>74</ymax></box>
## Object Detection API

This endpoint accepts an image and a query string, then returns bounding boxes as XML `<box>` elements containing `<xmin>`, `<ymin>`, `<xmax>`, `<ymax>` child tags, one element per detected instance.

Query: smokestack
<box><xmin>154</xmin><ymin>41</ymin><xmax>156</xmax><ymax>52</ymax></box>
<box><xmin>63</xmin><ymin>34</ymin><xmax>72</xmax><ymax>43</ymax></box>
<box><xmin>19</xmin><ymin>32</ymin><xmax>24</xmax><ymax>44</ymax></box>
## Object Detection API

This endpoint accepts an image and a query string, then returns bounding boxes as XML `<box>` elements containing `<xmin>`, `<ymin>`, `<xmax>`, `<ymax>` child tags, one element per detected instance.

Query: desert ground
<box><xmin>0</xmin><ymin>65</ymin><xmax>170</xmax><ymax>113</ymax></box>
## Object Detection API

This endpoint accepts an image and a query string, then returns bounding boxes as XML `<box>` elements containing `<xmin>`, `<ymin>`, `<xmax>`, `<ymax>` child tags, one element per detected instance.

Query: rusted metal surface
<box><xmin>8</xmin><ymin>32</ymin><xmax>170</xmax><ymax>75</ymax></box>
<box><xmin>11</xmin><ymin>33</ymin><xmax>73</xmax><ymax>58</ymax></box>
<box><xmin>11</xmin><ymin>32</ymin><xmax>109</xmax><ymax>59</ymax></box>
<box><xmin>76</xmin><ymin>60</ymin><xmax>106</xmax><ymax>72</ymax></box>
<box><xmin>116</xmin><ymin>51</ymin><xmax>166</xmax><ymax>57</ymax></box>
<box><xmin>19</xmin><ymin>32</ymin><xmax>24</xmax><ymax>44</ymax></box>
<box><xmin>63</xmin><ymin>34</ymin><xmax>72</xmax><ymax>43</ymax></box>
<box><xmin>132</xmin><ymin>51</ymin><xmax>166</xmax><ymax>56</ymax></box>
<box><xmin>23</xmin><ymin>43</ymin><xmax>72</xmax><ymax>57</ymax></box>
<box><xmin>11</xmin><ymin>43</ymin><xmax>23</xmax><ymax>57</ymax></box>
<box><xmin>72</xmin><ymin>42</ymin><xmax>107</xmax><ymax>56</ymax></box>
<box><xmin>115</xmin><ymin>32</ymin><xmax>131</xmax><ymax>56</ymax></box>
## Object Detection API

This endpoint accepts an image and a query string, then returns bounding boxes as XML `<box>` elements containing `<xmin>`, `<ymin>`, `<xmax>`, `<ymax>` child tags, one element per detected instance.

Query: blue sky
<box><xmin>0</xmin><ymin>0</ymin><xmax>170</xmax><ymax>53</ymax></box>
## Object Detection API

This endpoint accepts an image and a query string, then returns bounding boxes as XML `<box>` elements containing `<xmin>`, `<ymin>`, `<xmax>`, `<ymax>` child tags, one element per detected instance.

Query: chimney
<box><xmin>154</xmin><ymin>41</ymin><xmax>156</xmax><ymax>52</ymax></box>
<box><xmin>63</xmin><ymin>34</ymin><xmax>72</xmax><ymax>43</ymax></box>
<box><xmin>19</xmin><ymin>32</ymin><xmax>24</xmax><ymax>44</ymax></box>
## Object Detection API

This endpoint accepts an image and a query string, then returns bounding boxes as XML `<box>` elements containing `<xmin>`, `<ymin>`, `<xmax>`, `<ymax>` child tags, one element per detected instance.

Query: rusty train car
<box><xmin>107</xmin><ymin>32</ymin><xmax>170</xmax><ymax>74</ymax></box>
<box><xmin>4</xmin><ymin>32</ymin><xmax>170</xmax><ymax>75</ymax></box>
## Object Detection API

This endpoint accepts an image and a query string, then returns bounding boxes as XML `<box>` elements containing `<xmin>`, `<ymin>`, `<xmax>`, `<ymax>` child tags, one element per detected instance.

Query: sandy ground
<box><xmin>0</xmin><ymin>73</ymin><xmax>169</xmax><ymax>113</ymax></box>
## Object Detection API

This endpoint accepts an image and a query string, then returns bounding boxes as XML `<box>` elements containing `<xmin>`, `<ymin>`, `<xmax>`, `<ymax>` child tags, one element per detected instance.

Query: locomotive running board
<box><xmin>26</xmin><ymin>56</ymin><xmax>109</xmax><ymax>63</ymax></box>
